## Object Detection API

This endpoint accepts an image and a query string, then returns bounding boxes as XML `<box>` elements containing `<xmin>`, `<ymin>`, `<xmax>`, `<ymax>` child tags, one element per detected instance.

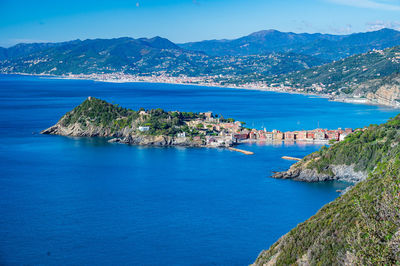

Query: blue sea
<box><xmin>0</xmin><ymin>75</ymin><xmax>398</xmax><ymax>265</ymax></box>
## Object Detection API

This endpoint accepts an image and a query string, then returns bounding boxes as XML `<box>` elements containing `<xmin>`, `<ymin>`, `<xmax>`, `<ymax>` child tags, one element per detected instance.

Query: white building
<box><xmin>138</xmin><ymin>126</ymin><xmax>150</xmax><ymax>132</ymax></box>
<box><xmin>177</xmin><ymin>132</ymin><xmax>186</xmax><ymax>138</ymax></box>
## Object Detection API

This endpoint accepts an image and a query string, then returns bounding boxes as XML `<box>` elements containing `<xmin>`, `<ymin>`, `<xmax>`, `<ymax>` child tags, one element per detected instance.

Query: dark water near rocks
<box><xmin>0</xmin><ymin>75</ymin><xmax>398</xmax><ymax>265</ymax></box>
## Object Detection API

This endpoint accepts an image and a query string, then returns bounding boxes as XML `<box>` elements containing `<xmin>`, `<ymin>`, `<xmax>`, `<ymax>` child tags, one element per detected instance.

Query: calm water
<box><xmin>0</xmin><ymin>75</ymin><xmax>398</xmax><ymax>265</ymax></box>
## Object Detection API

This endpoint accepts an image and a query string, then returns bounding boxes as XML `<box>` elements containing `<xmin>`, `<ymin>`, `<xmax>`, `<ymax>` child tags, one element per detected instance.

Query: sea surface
<box><xmin>0</xmin><ymin>75</ymin><xmax>398</xmax><ymax>265</ymax></box>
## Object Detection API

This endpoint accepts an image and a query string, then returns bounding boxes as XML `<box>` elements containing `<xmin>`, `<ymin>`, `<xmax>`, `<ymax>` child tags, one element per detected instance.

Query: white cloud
<box><xmin>326</xmin><ymin>0</ymin><xmax>400</xmax><ymax>11</ymax></box>
<box><xmin>366</xmin><ymin>20</ymin><xmax>400</xmax><ymax>31</ymax></box>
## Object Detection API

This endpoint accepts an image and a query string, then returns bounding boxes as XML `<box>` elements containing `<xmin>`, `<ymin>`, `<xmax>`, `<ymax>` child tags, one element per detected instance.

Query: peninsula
<box><xmin>42</xmin><ymin>97</ymin><xmax>355</xmax><ymax>148</ymax></box>
<box><xmin>41</xmin><ymin>97</ymin><xmax>243</xmax><ymax>148</ymax></box>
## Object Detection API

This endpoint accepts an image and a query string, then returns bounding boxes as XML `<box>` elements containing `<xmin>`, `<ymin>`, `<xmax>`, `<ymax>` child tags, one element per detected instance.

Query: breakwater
<box><xmin>228</xmin><ymin>147</ymin><xmax>254</xmax><ymax>155</ymax></box>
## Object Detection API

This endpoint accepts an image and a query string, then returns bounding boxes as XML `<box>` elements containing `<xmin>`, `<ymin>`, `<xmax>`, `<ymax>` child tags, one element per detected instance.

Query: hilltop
<box><xmin>253</xmin><ymin>114</ymin><xmax>400</xmax><ymax>264</ymax></box>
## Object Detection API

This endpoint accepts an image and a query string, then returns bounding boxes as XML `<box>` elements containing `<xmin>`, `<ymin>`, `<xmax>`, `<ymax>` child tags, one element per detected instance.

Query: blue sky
<box><xmin>0</xmin><ymin>0</ymin><xmax>400</xmax><ymax>47</ymax></box>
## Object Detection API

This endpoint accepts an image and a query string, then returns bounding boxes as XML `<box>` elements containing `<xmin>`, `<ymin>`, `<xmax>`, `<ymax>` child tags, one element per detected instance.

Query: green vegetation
<box><xmin>254</xmin><ymin>114</ymin><xmax>400</xmax><ymax>265</ymax></box>
<box><xmin>59</xmin><ymin>97</ymin><xmax>215</xmax><ymax>137</ymax></box>
<box><xmin>61</xmin><ymin>97</ymin><xmax>135</xmax><ymax>128</ymax></box>
<box><xmin>255</xmin><ymin>157</ymin><xmax>400</xmax><ymax>265</ymax></box>
<box><xmin>299</xmin><ymin>115</ymin><xmax>400</xmax><ymax>175</ymax></box>
<box><xmin>265</xmin><ymin>45</ymin><xmax>400</xmax><ymax>96</ymax></box>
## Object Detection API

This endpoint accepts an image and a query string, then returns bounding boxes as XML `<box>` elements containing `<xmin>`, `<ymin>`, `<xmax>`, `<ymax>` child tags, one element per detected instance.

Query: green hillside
<box><xmin>266</xmin><ymin>45</ymin><xmax>400</xmax><ymax>96</ymax></box>
<box><xmin>0</xmin><ymin>37</ymin><xmax>324</xmax><ymax>77</ymax></box>
<box><xmin>254</xmin><ymin>158</ymin><xmax>400</xmax><ymax>265</ymax></box>
<box><xmin>254</xmin><ymin>115</ymin><xmax>400</xmax><ymax>265</ymax></box>
<box><xmin>300</xmin><ymin>114</ymin><xmax>400</xmax><ymax>175</ymax></box>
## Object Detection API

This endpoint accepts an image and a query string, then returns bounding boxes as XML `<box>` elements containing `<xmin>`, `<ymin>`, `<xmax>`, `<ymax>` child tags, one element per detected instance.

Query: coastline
<box><xmin>3</xmin><ymin>72</ymin><xmax>399</xmax><ymax>109</ymax></box>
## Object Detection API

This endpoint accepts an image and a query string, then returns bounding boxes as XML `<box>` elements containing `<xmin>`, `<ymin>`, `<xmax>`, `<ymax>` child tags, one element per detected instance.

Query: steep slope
<box><xmin>266</xmin><ymin>45</ymin><xmax>400</xmax><ymax>106</ymax></box>
<box><xmin>254</xmin><ymin>115</ymin><xmax>400</xmax><ymax>265</ymax></box>
<box><xmin>179</xmin><ymin>28</ymin><xmax>400</xmax><ymax>60</ymax></box>
<box><xmin>273</xmin><ymin>114</ymin><xmax>400</xmax><ymax>183</ymax></box>
<box><xmin>254</xmin><ymin>158</ymin><xmax>400</xmax><ymax>265</ymax></box>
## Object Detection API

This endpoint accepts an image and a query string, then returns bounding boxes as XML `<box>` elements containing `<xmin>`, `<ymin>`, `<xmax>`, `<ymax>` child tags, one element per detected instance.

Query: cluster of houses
<box><xmin>136</xmin><ymin>110</ymin><xmax>355</xmax><ymax>147</ymax></box>
<box><xmin>238</xmin><ymin>127</ymin><xmax>354</xmax><ymax>142</ymax></box>
<box><xmin>193</xmin><ymin>112</ymin><xmax>355</xmax><ymax>145</ymax></box>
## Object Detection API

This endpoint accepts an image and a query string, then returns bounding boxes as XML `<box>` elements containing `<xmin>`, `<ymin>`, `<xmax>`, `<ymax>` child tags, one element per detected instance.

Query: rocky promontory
<box><xmin>41</xmin><ymin>97</ymin><xmax>239</xmax><ymax>148</ymax></box>
<box><xmin>269</xmin><ymin>119</ymin><xmax>400</xmax><ymax>184</ymax></box>
<box><xmin>272</xmin><ymin>159</ymin><xmax>367</xmax><ymax>183</ymax></box>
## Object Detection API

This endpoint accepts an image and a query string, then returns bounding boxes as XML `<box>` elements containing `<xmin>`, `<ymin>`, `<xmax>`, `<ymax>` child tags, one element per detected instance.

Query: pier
<box><xmin>281</xmin><ymin>156</ymin><xmax>302</xmax><ymax>161</ymax></box>
<box><xmin>228</xmin><ymin>147</ymin><xmax>254</xmax><ymax>155</ymax></box>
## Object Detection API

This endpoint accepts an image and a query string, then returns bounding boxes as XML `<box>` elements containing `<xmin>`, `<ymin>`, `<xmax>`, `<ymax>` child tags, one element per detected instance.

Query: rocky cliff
<box><xmin>272</xmin><ymin>162</ymin><xmax>367</xmax><ymax>183</ymax></box>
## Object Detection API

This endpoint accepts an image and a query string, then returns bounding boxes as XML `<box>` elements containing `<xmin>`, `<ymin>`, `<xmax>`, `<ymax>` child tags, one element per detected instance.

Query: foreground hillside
<box><xmin>254</xmin><ymin>115</ymin><xmax>400</xmax><ymax>264</ymax></box>
<box><xmin>273</xmin><ymin>114</ymin><xmax>400</xmax><ymax>183</ymax></box>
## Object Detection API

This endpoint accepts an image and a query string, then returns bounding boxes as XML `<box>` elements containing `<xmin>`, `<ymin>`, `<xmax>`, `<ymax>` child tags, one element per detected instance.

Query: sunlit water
<box><xmin>0</xmin><ymin>75</ymin><xmax>398</xmax><ymax>265</ymax></box>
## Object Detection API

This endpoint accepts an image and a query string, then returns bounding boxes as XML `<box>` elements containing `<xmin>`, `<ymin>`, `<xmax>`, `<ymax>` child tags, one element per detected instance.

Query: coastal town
<box><xmin>178</xmin><ymin>110</ymin><xmax>354</xmax><ymax>147</ymax></box>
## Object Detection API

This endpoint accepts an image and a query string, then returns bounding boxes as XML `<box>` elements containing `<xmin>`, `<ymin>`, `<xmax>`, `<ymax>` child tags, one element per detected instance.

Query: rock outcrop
<box><xmin>272</xmin><ymin>162</ymin><xmax>367</xmax><ymax>183</ymax></box>
<box><xmin>366</xmin><ymin>83</ymin><xmax>400</xmax><ymax>107</ymax></box>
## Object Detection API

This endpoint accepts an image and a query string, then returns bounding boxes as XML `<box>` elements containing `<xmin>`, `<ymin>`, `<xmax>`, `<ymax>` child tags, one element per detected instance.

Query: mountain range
<box><xmin>179</xmin><ymin>28</ymin><xmax>400</xmax><ymax>60</ymax></box>
<box><xmin>1</xmin><ymin>28</ymin><xmax>400</xmax><ymax>77</ymax></box>
<box><xmin>0</xmin><ymin>35</ymin><xmax>328</xmax><ymax>77</ymax></box>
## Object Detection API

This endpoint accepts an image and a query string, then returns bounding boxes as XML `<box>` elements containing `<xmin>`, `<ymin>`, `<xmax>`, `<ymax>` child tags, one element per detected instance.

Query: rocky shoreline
<box><xmin>41</xmin><ymin>123</ymin><xmax>232</xmax><ymax>148</ymax></box>
<box><xmin>272</xmin><ymin>160</ymin><xmax>367</xmax><ymax>183</ymax></box>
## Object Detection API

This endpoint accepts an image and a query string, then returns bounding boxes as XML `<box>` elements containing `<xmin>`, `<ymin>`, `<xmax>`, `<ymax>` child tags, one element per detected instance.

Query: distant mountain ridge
<box><xmin>1</xmin><ymin>28</ymin><xmax>399</xmax><ymax>75</ymax></box>
<box><xmin>179</xmin><ymin>28</ymin><xmax>400</xmax><ymax>60</ymax></box>
<box><xmin>0</xmin><ymin>35</ymin><xmax>326</xmax><ymax>77</ymax></box>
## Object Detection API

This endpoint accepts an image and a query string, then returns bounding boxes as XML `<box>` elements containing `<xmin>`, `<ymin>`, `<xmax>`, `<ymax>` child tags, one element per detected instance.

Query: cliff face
<box><xmin>366</xmin><ymin>82</ymin><xmax>400</xmax><ymax>107</ymax></box>
<box><xmin>272</xmin><ymin>162</ymin><xmax>367</xmax><ymax>183</ymax></box>
<box><xmin>254</xmin><ymin>114</ymin><xmax>400</xmax><ymax>264</ymax></box>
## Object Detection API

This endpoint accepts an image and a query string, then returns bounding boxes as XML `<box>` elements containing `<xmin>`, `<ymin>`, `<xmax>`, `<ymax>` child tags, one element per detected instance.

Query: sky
<box><xmin>0</xmin><ymin>0</ymin><xmax>400</xmax><ymax>47</ymax></box>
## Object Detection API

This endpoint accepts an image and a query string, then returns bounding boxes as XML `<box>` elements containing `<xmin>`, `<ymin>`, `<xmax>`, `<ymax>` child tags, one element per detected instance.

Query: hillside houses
<box><xmin>234</xmin><ymin>127</ymin><xmax>353</xmax><ymax>142</ymax></box>
<box><xmin>165</xmin><ymin>110</ymin><xmax>354</xmax><ymax>145</ymax></box>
